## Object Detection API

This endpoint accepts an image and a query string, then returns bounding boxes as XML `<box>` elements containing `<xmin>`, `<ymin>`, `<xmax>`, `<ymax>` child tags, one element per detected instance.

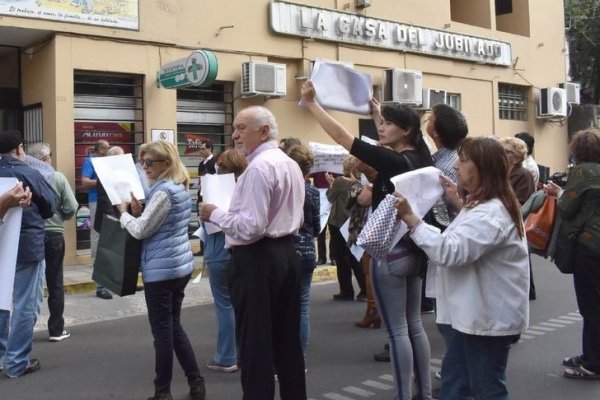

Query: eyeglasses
<box><xmin>140</xmin><ymin>159</ymin><xmax>166</xmax><ymax>167</ymax></box>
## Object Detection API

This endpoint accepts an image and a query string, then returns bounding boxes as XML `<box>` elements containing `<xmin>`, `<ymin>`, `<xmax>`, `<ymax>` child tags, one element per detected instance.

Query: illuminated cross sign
<box><xmin>157</xmin><ymin>50</ymin><xmax>218</xmax><ymax>89</ymax></box>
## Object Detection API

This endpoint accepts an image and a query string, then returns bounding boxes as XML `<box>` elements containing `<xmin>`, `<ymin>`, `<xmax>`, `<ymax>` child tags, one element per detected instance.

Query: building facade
<box><xmin>0</xmin><ymin>0</ymin><xmax>569</xmax><ymax>265</ymax></box>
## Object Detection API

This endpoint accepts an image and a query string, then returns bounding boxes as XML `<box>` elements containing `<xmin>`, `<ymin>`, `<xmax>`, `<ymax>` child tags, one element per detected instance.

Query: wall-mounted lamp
<box><xmin>356</xmin><ymin>0</ymin><xmax>372</xmax><ymax>9</ymax></box>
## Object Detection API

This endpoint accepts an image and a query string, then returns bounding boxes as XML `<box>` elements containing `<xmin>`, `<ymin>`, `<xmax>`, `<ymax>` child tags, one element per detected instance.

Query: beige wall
<box><xmin>3</xmin><ymin>0</ymin><xmax>569</xmax><ymax>264</ymax></box>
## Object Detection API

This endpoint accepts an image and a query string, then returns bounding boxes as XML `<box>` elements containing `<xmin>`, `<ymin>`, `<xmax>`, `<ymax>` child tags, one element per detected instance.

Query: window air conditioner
<box><xmin>559</xmin><ymin>82</ymin><xmax>581</xmax><ymax>104</ymax></box>
<box><xmin>383</xmin><ymin>68</ymin><xmax>423</xmax><ymax>105</ymax></box>
<box><xmin>538</xmin><ymin>87</ymin><xmax>567</xmax><ymax>118</ymax></box>
<box><xmin>241</xmin><ymin>61</ymin><xmax>287</xmax><ymax>98</ymax></box>
<box><xmin>418</xmin><ymin>89</ymin><xmax>447</xmax><ymax>110</ymax></box>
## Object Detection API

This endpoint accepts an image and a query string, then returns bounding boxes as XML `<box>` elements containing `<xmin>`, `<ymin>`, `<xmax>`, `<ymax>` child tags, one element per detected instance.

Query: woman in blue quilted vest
<box><xmin>116</xmin><ymin>141</ymin><xmax>205</xmax><ymax>400</ymax></box>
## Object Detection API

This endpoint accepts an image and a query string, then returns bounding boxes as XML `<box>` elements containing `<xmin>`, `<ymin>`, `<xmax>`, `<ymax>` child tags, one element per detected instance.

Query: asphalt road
<box><xmin>2</xmin><ymin>256</ymin><xmax>600</xmax><ymax>399</ymax></box>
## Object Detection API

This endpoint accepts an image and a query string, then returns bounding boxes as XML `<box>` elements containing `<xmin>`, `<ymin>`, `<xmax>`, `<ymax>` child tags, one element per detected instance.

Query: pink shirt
<box><xmin>210</xmin><ymin>141</ymin><xmax>305</xmax><ymax>246</ymax></box>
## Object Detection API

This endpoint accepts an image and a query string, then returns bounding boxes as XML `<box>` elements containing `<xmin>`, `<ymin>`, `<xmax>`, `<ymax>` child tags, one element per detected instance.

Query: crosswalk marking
<box><xmin>568</xmin><ymin>312</ymin><xmax>582</xmax><ymax>317</ymax></box>
<box><xmin>430</xmin><ymin>358</ymin><xmax>443</xmax><ymax>365</ymax></box>
<box><xmin>343</xmin><ymin>386</ymin><xmax>376</xmax><ymax>397</ymax></box>
<box><xmin>323</xmin><ymin>393</ymin><xmax>355</xmax><ymax>400</ymax></box>
<box><xmin>362</xmin><ymin>380</ymin><xmax>394</xmax><ymax>390</ymax></box>
<box><xmin>528</xmin><ymin>325</ymin><xmax>555</xmax><ymax>332</ymax></box>
<box><xmin>549</xmin><ymin>318</ymin><xmax>575</xmax><ymax>324</ymax></box>
<box><xmin>379</xmin><ymin>374</ymin><xmax>394</xmax><ymax>382</ymax></box>
<box><xmin>539</xmin><ymin>321</ymin><xmax>567</xmax><ymax>328</ymax></box>
<box><xmin>557</xmin><ymin>315</ymin><xmax>582</xmax><ymax>321</ymax></box>
<box><xmin>524</xmin><ymin>329</ymin><xmax>545</xmax><ymax>336</ymax></box>
<box><xmin>520</xmin><ymin>333</ymin><xmax>535</xmax><ymax>339</ymax></box>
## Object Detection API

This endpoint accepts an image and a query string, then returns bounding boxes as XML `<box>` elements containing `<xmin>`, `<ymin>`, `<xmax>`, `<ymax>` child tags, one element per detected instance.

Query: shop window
<box><xmin>450</xmin><ymin>0</ymin><xmax>492</xmax><ymax>29</ymax></box>
<box><xmin>23</xmin><ymin>104</ymin><xmax>43</xmax><ymax>144</ymax></box>
<box><xmin>73</xmin><ymin>72</ymin><xmax>144</xmax><ymax>251</ymax></box>
<box><xmin>498</xmin><ymin>83</ymin><xmax>527</xmax><ymax>121</ymax></box>
<box><xmin>176</xmin><ymin>82</ymin><xmax>233</xmax><ymax>232</ymax></box>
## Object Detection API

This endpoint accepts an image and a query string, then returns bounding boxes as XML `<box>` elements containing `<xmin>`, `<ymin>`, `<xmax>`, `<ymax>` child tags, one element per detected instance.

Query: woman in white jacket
<box><xmin>394</xmin><ymin>137</ymin><xmax>529</xmax><ymax>400</ymax></box>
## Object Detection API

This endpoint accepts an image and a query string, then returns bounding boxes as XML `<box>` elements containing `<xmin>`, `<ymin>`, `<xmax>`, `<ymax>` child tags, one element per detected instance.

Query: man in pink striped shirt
<box><xmin>199</xmin><ymin>106</ymin><xmax>306</xmax><ymax>400</ymax></box>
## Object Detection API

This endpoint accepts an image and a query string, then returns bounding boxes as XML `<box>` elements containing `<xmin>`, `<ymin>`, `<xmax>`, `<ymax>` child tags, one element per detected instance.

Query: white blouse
<box><xmin>413</xmin><ymin>198</ymin><xmax>529</xmax><ymax>336</ymax></box>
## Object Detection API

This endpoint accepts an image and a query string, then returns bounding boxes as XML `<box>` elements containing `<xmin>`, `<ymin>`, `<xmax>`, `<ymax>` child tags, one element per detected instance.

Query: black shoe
<box><xmin>333</xmin><ymin>293</ymin><xmax>354</xmax><ymax>301</ymax></box>
<box><xmin>147</xmin><ymin>392</ymin><xmax>172</xmax><ymax>400</ymax></box>
<box><xmin>194</xmin><ymin>250</ymin><xmax>204</xmax><ymax>257</ymax></box>
<box><xmin>329</xmin><ymin>260</ymin><xmax>336</xmax><ymax>266</ymax></box>
<box><xmin>96</xmin><ymin>289</ymin><xmax>113</xmax><ymax>300</ymax></box>
<box><xmin>317</xmin><ymin>258</ymin><xmax>326</xmax><ymax>265</ymax></box>
<box><xmin>136</xmin><ymin>285</ymin><xmax>145</xmax><ymax>291</ymax></box>
<box><xmin>356</xmin><ymin>292</ymin><xmax>367</xmax><ymax>302</ymax></box>
<box><xmin>529</xmin><ymin>291</ymin><xmax>537</xmax><ymax>300</ymax></box>
<box><xmin>23</xmin><ymin>359</ymin><xmax>41</xmax><ymax>375</ymax></box>
<box><xmin>189</xmin><ymin>376</ymin><xmax>206</xmax><ymax>400</ymax></box>
<box><xmin>374</xmin><ymin>350</ymin><xmax>390</xmax><ymax>362</ymax></box>
<box><xmin>384</xmin><ymin>343</ymin><xmax>389</xmax><ymax>351</ymax></box>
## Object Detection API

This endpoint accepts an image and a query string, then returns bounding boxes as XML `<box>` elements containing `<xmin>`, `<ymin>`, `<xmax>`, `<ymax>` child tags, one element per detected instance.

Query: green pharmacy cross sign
<box><xmin>157</xmin><ymin>50</ymin><xmax>218</xmax><ymax>89</ymax></box>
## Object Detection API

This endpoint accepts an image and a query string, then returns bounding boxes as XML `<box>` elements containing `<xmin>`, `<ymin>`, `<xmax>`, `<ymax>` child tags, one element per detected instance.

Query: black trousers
<box><xmin>328</xmin><ymin>224</ymin><xmax>366</xmax><ymax>297</ymax></box>
<box><xmin>44</xmin><ymin>232</ymin><xmax>65</xmax><ymax>336</ymax></box>
<box><xmin>229</xmin><ymin>236</ymin><xmax>306</xmax><ymax>400</ymax></box>
<box><xmin>144</xmin><ymin>275</ymin><xmax>201</xmax><ymax>393</ymax></box>
<box><xmin>316</xmin><ymin>225</ymin><xmax>333</xmax><ymax>262</ymax></box>
<box><xmin>573</xmin><ymin>244</ymin><xmax>600</xmax><ymax>373</ymax></box>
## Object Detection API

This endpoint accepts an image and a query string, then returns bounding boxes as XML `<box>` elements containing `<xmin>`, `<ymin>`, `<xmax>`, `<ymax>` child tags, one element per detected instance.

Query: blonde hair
<box><xmin>217</xmin><ymin>148</ymin><xmax>248</xmax><ymax>179</ymax></box>
<box><xmin>499</xmin><ymin>136</ymin><xmax>527</xmax><ymax>166</ymax></box>
<box><xmin>139</xmin><ymin>141</ymin><xmax>190</xmax><ymax>188</ymax></box>
<box><xmin>342</xmin><ymin>155</ymin><xmax>360</xmax><ymax>177</ymax></box>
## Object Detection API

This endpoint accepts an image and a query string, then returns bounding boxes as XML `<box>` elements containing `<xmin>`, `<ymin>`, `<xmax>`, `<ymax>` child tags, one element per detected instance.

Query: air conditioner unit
<box><xmin>559</xmin><ymin>82</ymin><xmax>581</xmax><ymax>104</ymax></box>
<box><xmin>418</xmin><ymin>89</ymin><xmax>447</xmax><ymax>110</ymax></box>
<box><xmin>538</xmin><ymin>87</ymin><xmax>567</xmax><ymax>118</ymax></box>
<box><xmin>241</xmin><ymin>61</ymin><xmax>287</xmax><ymax>98</ymax></box>
<box><xmin>383</xmin><ymin>68</ymin><xmax>423</xmax><ymax>105</ymax></box>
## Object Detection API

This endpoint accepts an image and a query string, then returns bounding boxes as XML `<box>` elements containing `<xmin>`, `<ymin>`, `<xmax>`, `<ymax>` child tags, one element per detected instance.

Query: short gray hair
<box><xmin>107</xmin><ymin>146</ymin><xmax>124</xmax><ymax>156</ymax></box>
<box><xmin>245</xmin><ymin>106</ymin><xmax>279</xmax><ymax>140</ymax></box>
<box><xmin>28</xmin><ymin>142</ymin><xmax>51</xmax><ymax>160</ymax></box>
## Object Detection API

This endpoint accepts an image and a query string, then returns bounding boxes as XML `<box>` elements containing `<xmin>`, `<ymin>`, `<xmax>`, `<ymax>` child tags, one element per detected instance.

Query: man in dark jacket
<box><xmin>0</xmin><ymin>130</ymin><xmax>56</xmax><ymax>378</ymax></box>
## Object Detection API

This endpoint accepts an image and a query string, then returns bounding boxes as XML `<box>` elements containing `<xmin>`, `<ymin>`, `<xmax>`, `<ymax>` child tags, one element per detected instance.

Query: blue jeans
<box><xmin>371</xmin><ymin>251</ymin><xmax>431</xmax><ymax>400</ymax></box>
<box><xmin>440</xmin><ymin>328</ymin><xmax>518</xmax><ymax>400</ymax></box>
<box><xmin>300</xmin><ymin>259</ymin><xmax>315</xmax><ymax>354</ymax></box>
<box><xmin>207</xmin><ymin>259</ymin><xmax>237</xmax><ymax>366</ymax></box>
<box><xmin>0</xmin><ymin>260</ymin><xmax>46</xmax><ymax>378</ymax></box>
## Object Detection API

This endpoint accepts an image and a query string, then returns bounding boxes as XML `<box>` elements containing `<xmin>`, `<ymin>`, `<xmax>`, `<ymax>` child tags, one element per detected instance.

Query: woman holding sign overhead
<box><xmin>116</xmin><ymin>141</ymin><xmax>205</xmax><ymax>400</ymax></box>
<box><xmin>301</xmin><ymin>81</ymin><xmax>433</xmax><ymax>400</ymax></box>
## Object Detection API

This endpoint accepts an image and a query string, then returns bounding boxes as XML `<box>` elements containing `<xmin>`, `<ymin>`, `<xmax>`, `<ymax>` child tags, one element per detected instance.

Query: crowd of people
<box><xmin>0</xmin><ymin>81</ymin><xmax>599</xmax><ymax>400</ymax></box>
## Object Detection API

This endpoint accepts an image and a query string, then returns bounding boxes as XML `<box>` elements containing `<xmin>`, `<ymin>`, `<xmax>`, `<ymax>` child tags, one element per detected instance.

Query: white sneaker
<box><xmin>435</xmin><ymin>370</ymin><xmax>442</xmax><ymax>380</ymax></box>
<box><xmin>49</xmin><ymin>330</ymin><xmax>71</xmax><ymax>342</ymax></box>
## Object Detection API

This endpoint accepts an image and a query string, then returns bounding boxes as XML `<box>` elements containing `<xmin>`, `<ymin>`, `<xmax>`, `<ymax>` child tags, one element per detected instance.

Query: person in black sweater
<box><xmin>301</xmin><ymin>81</ymin><xmax>434</xmax><ymax>400</ymax></box>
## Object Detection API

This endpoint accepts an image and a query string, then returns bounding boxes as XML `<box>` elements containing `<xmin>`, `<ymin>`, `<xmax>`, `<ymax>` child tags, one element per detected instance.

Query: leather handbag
<box><xmin>92</xmin><ymin>215</ymin><xmax>141</xmax><ymax>296</ymax></box>
<box><xmin>525</xmin><ymin>194</ymin><xmax>557</xmax><ymax>251</ymax></box>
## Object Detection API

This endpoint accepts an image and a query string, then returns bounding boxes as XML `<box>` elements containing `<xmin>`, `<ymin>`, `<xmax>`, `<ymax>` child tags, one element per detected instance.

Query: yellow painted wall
<box><xmin>2</xmin><ymin>0</ymin><xmax>569</xmax><ymax>264</ymax></box>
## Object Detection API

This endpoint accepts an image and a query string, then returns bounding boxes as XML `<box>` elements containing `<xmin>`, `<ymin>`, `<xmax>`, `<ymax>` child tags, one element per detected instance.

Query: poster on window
<box><xmin>0</xmin><ymin>1</ymin><xmax>139</xmax><ymax>30</ymax></box>
<box><xmin>74</xmin><ymin>122</ymin><xmax>134</xmax><ymax>169</ymax></box>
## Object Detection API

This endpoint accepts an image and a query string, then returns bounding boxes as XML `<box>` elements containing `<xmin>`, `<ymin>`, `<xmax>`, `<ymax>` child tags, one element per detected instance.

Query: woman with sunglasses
<box><xmin>116</xmin><ymin>141</ymin><xmax>205</xmax><ymax>400</ymax></box>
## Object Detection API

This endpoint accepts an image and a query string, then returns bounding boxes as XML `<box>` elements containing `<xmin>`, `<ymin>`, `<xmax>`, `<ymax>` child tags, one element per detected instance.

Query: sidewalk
<box><xmin>62</xmin><ymin>256</ymin><xmax>338</xmax><ymax>295</ymax></box>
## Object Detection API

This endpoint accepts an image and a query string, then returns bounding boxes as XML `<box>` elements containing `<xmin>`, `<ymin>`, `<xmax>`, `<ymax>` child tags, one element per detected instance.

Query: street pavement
<box><xmin>2</xmin><ymin>256</ymin><xmax>600</xmax><ymax>399</ymax></box>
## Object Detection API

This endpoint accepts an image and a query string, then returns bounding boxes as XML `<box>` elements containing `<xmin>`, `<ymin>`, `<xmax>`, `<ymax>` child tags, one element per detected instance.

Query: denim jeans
<box><xmin>144</xmin><ymin>275</ymin><xmax>201</xmax><ymax>393</ymax></box>
<box><xmin>371</xmin><ymin>252</ymin><xmax>431</xmax><ymax>400</ymax></box>
<box><xmin>440</xmin><ymin>328</ymin><xmax>518</xmax><ymax>400</ymax></box>
<box><xmin>207</xmin><ymin>259</ymin><xmax>237</xmax><ymax>366</ymax></box>
<box><xmin>299</xmin><ymin>259</ymin><xmax>316</xmax><ymax>354</ymax></box>
<box><xmin>45</xmin><ymin>232</ymin><xmax>66</xmax><ymax>336</ymax></box>
<box><xmin>0</xmin><ymin>260</ymin><xmax>45</xmax><ymax>378</ymax></box>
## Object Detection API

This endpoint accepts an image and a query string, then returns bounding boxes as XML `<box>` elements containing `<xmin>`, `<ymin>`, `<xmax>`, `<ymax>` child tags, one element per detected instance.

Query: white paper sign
<box><xmin>0</xmin><ymin>178</ymin><xmax>23</xmax><ymax>311</ymax></box>
<box><xmin>301</xmin><ymin>60</ymin><xmax>373</xmax><ymax>115</ymax></box>
<box><xmin>318</xmin><ymin>188</ymin><xmax>332</xmax><ymax>234</ymax></box>
<box><xmin>309</xmin><ymin>142</ymin><xmax>349</xmax><ymax>175</ymax></box>
<box><xmin>92</xmin><ymin>154</ymin><xmax>146</xmax><ymax>205</ymax></box>
<box><xmin>201</xmin><ymin>173</ymin><xmax>236</xmax><ymax>235</ymax></box>
<box><xmin>386</xmin><ymin>167</ymin><xmax>444</xmax><ymax>251</ymax></box>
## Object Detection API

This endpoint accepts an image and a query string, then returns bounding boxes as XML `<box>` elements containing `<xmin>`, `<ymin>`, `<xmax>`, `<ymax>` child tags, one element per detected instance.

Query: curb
<box><xmin>59</xmin><ymin>265</ymin><xmax>338</xmax><ymax>295</ymax></box>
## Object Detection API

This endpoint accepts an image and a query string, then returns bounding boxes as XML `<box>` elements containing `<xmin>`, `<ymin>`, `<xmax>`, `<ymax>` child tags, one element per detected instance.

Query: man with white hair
<box><xmin>199</xmin><ymin>106</ymin><xmax>306</xmax><ymax>400</ymax></box>
<box><xmin>28</xmin><ymin>142</ymin><xmax>78</xmax><ymax>342</ymax></box>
